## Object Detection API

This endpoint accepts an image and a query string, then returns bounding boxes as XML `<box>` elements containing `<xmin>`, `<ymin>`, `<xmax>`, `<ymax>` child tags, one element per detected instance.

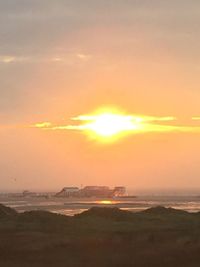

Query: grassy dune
<box><xmin>0</xmin><ymin>204</ymin><xmax>200</xmax><ymax>266</ymax></box>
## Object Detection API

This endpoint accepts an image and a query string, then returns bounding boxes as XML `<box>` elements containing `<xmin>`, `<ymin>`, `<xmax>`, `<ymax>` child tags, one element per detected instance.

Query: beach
<box><xmin>1</xmin><ymin>195</ymin><xmax>200</xmax><ymax>215</ymax></box>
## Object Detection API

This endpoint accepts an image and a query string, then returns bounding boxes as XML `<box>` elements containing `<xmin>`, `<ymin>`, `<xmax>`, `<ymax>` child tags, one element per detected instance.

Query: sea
<box><xmin>1</xmin><ymin>195</ymin><xmax>200</xmax><ymax>216</ymax></box>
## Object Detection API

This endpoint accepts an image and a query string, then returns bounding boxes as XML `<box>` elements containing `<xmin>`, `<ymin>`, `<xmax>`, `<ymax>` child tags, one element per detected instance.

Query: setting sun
<box><xmin>80</xmin><ymin>112</ymin><xmax>142</xmax><ymax>138</ymax></box>
<box><xmin>32</xmin><ymin>107</ymin><xmax>200</xmax><ymax>143</ymax></box>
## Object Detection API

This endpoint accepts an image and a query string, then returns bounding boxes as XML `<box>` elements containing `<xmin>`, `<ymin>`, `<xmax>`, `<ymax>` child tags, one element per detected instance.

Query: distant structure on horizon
<box><xmin>56</xmin><ymin>186</ymin><xmax>126</xmax><ymax>198</ymax></box>
<box><xmin>21</xmin><ymin>190</ymin><xmax>54</xmax><ymax>198</ymax></box>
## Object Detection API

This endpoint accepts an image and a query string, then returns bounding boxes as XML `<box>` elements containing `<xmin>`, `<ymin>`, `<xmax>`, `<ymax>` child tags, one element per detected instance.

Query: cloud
<box><xmin>0</xmin><ymin>52</ymin><xmax>92</xmax><ymax>65</ymax></box>
<box><xmin>76</xmin><ymin>53</ymin><xmax>91</xmax><ymax>61</ymax></box>
<box><xmin>192</xmin><ymin>117</ymin><xmax>200</xmax><ymax>121</ymax></box>
<box><xmin>30</xmin><ymin>122</ymin><xmax>52</xmax><ymax>128</ymax></box>
<box><xmin>50</xmin><ymin>53</ymin><xmax>92</xmax><ymax>64</ymax></box>
<box><xmin>0</xmin><ymin>55</ymin><xmax>29</xmax><ymax>64</ymax></box>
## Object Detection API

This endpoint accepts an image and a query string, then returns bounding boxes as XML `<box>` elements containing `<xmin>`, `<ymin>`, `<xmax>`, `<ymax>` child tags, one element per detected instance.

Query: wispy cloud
<box><xmin>192</xmin><ymin>117</ymin><xmax>200</xmax><ymax>121</ymax></box>
<box><xmin>49</xmin><ymin>53</ymin><xmax>92</xmax><ymax>65</ymax></box>
<box><xmin>0</xmin><ymin>53</ymin><xmax>92</xmax><ymax>65</ymax></box>
<box><xmin>30</xmin><ymin>122</ymin><xmax>52</xmax><ymax>128</ymax></box>
<box><xmin>76</xmin><ymin>53</ymin><xmax>91</xmax><ymax>61</ymax></box>
<box><xmin>0</xmin><ymin>55</ymin><xmax>29</xmax><ymax>64</ymax></box>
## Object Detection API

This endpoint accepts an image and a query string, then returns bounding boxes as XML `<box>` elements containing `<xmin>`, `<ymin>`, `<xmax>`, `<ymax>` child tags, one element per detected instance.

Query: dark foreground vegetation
<box><xmin>1</xmin><ymin>204</ymin><xmax>200</xmax><ymax>266</ymax></box>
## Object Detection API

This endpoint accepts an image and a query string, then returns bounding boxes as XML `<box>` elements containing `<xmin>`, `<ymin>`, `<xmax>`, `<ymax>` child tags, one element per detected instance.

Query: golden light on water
<box><xmin>98</xmin><ymin>200</ymin><xmax>114</xmax><ymax>205</ymax></box>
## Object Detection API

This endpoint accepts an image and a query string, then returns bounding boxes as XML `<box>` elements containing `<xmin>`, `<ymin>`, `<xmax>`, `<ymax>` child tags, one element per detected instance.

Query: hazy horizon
<box><xmin>2</xmin><ymin>187</ymin><xmax>200</xmax><ymax>197</ymax></box>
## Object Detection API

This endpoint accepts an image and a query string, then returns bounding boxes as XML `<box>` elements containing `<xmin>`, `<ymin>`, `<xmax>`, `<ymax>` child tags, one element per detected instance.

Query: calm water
<box><xmin>1</xmin><ymin>195</ymin><xmax>200</xmax><ymax>215</ymax></box>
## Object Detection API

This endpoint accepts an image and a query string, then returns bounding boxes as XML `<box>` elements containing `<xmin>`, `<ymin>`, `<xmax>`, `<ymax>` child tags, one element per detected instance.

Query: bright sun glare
<box><xmin>75</xmin><ymin>108</ymin><xmax>144</xmax><ymax>141</ymax></box>
<box><xmin>86</xmin><ymin>113</ymin><xmax>138</xmax><ymax>137</ymax></box>
<box><xmin>33</xmin><ymin>107</ymin><xmax>193</xmax><ymax>143</ymax></box>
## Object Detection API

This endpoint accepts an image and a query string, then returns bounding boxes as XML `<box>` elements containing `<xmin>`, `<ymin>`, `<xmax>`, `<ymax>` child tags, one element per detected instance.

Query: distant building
<box><xmin>56</xmin><ymin>187</ymin><xmax>79</xmax><ymax>197</ymax></box>
<box><xmin>56</xmin><ymin>185</ymin><xmax>126</xmax><ymax>198</ymax></box>
<box><xmin>80</xmin><ymin>186</ymin><xmax>113</xmax><ymax>198</ymax></box>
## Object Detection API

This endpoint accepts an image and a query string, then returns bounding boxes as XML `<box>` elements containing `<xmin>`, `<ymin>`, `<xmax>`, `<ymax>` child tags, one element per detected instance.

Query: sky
<box><xmin>0</xmin><ymin>0</ymin><xmax>200</xmax><ymax>193</ymax></box>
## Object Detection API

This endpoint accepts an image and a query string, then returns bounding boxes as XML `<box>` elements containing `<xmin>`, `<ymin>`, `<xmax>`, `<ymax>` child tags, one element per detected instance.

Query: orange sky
<box><xmin>0</xmin><ymin>1</ymin><xmax>200</xmax><ymax>193</ymax></box>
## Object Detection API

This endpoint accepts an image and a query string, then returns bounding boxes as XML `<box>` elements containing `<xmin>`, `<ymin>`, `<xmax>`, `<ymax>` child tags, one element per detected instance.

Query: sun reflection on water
<box><xmin>98</xmin><ymin>200</ymin><xmax>115</xmax><ymax>205</ymax></box>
